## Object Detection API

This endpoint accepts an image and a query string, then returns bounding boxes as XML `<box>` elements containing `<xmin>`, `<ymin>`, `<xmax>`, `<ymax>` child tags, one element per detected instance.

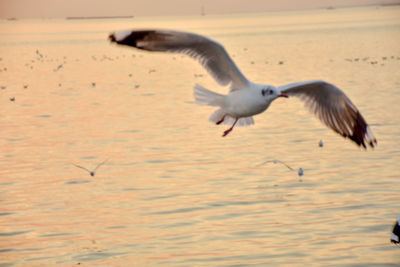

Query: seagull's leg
<box><xmin>222</xmin><ymin>118</ymin><xmax>238</xmax><ymax>137</ymax></box>
<box><xmin>216</xmin><ymin>116</ymin><xmax>225</xmax><ymax>125</ymax></box>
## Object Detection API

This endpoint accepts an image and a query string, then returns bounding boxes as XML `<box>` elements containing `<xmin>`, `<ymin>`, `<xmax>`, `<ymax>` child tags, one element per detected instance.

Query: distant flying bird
<box><xmin>258</xmin><ymin>159</ymin><xmax>303</xmax><ymax>176</ymax></box>
<box><xmin>109</xmin><ymin>29</ymin><xmax>377</xmax><ymax>148</ymax></box>
<box><xmin>260</xmin><ymin>159</ymin><xmax>294</xmax><ymax>171</ymax></box>
<box><xmin>73</xmin><ymin>160</ymin><xmax>108</xmax><ymax>177</ymax></box>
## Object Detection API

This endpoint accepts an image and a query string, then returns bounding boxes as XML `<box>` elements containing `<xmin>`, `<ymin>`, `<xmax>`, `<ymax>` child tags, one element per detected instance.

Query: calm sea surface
<box><xmin>1</xmin><ymin>6</ymin><xmax>400</xmax><ymax>266</ymax></box>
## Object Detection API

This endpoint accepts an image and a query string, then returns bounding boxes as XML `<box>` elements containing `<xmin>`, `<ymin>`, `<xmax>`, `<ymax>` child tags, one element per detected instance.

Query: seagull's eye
<box><xmin>268</xmin><ymin>89</ymin><xmax>274</xmax><ymax>95</ymax></box>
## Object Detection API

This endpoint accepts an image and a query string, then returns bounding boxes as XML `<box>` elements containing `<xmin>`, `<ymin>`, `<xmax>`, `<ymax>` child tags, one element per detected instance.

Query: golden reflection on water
<box><xmin>1</xmin><ymin>5</ymin><xmax>400</xmax><ymax>266</ymax></box>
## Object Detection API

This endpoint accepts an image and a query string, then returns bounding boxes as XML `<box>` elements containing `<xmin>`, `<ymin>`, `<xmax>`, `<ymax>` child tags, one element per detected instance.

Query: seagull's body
<box><xmin>109</xmin><ymin>29</ymin><xmax>377</xmax><ymax>148</ymax></box>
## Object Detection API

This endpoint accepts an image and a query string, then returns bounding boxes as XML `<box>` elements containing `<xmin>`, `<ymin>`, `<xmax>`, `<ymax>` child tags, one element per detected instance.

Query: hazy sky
<box><xmin>0</xmin><ymin>0</ymin><xmax>399</xmax><ymax>18</ymax></box>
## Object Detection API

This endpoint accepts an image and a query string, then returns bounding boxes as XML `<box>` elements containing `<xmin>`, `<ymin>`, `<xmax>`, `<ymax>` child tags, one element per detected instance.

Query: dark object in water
<box><xmin>391</xmin><ymin>215</ymin><xmax>400</xmax><ymax>245</ymax></box>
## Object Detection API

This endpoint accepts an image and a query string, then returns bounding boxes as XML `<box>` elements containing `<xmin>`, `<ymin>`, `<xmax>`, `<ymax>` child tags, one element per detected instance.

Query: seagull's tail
<box><xmin>193</xmin><ymin>84</ymin><xmax>224</xmax><ymax>107</ymax></box>
<box><xmin>193</xmin><ymin>84</ymin><xmax>254</xmax><ymax>127</ymax></box>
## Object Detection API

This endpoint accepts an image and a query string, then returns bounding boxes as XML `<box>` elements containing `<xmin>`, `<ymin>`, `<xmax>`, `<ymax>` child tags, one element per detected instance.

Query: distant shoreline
<box><xmin>2</xmin><ymin>3</ymin><xmax>399</xmax><ymax>21</ymax></box>
<box><xmin>65</xmin><ymin>15</ymin><xmax>134</xmax><ymax>20</ymax></box>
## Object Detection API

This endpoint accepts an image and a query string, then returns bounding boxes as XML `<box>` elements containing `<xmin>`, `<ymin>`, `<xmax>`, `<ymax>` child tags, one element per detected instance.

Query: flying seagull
<box><xmin>73</xmin><ymin>160</ymin><xmax>108</xmax><ymax>177</ymax></box>
<box><xmin>258</xmin><ymin>159</ymin><xmax>303</xmax><ymax>176</ymax></box>
<box><xmin>109</xmin><ymin>29</ymin><xmax>377</xmax><ymax>148</ymax></box>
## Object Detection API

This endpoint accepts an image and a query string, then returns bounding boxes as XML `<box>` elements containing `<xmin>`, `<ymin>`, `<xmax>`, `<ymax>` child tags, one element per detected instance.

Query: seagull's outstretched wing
<box><xmin>279</xmin><ymin>80</ymin><xmax>377</xmax><ymax>149</ymax></box>
<box><xmin>109</xmin><ymin>29</ymin><xmax>250</xmax><ymax>91</ymax></box>
<box><xmin>258</xmin><ymin>160</ymin><xmax>294</xmax><ymax>170</ymax></box>
<box><xmin>73</xmin><ymin>164</ymin><xmax>91</xmax><ymax>174</ymax></box>
<box><xmin>93</xmin><ymin>159</ymin><xmax>108</xmax><ymax>172</ymax></box>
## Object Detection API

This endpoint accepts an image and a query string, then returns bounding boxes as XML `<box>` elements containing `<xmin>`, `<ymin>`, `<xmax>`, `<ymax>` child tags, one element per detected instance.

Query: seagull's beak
<box><xmin>279</xmin><ymin>93</ymin><xmax>288</xmax><ymax>98</ymax></box>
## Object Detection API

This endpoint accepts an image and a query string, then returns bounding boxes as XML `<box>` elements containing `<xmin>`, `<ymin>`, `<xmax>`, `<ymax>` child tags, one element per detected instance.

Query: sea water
<box><xmin>0</xmin><ymin>5</ymin><xmax>399</xmax><ymax>266</ymax></box>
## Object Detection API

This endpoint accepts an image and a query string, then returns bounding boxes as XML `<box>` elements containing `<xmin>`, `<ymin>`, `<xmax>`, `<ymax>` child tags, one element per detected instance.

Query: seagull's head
<box><xmin>260</xmin><ymin>86</ymin><xmax>288</xmax><ymax>102</ymax></box>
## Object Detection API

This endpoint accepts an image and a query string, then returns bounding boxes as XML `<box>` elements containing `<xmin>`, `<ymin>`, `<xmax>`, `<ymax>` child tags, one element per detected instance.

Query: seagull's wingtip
<box><xmin>355</xmin><ymin>138</ymin><xmax>377</xmax><ymax>150</ymax></box>
<box><xmin>108</xmin><ymin>30</ymin><xmax>134</xmax><ymax>44</ymax></box>
<box><xmin>369</xmin><ymin>139</ymin><xmax>377</xmax><ymax>149</ymax></box>
<box><xmin>109</xmin><ymin>33</ymin><xmax>116</xmax><ymax>42</ymax></box>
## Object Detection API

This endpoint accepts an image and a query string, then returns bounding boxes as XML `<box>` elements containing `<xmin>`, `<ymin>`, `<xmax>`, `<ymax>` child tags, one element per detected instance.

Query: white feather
<box><xmin>113</xmin><ymin>30</ymin><xmax>132</xmax><ymax>42</ymax></box>
<box><xmin>193</xmin><ymin>84</ymin><xmax>223</xmax><ymax>106</ymax></box>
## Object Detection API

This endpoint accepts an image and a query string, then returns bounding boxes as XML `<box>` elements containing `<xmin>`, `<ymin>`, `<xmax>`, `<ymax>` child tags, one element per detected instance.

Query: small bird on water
<box><xmin>109</xmin><ymin>29</ymin><xmax>377</xmax><ymax>149</ymax></box>
<box><xmin>73</xmin><ymin>160</ymin><xmax>108</xmax><ymax>177</ymax></box>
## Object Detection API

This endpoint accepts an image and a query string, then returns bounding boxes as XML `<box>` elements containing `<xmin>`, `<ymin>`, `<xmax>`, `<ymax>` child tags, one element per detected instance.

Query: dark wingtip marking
<box><xmin>109</xmin><ymin>33</ymin><xmax>116</xmax><ymax>42</ymax></box>
<box><xmin>347</xmin><ymin>111</ymin><xmax>376</xmax><ymax>149</ymax></box>
<box><xmin>369</xmin><ymin>141</ymin><xmax>374</xmax><ymax>147</ymax></box>
<box><xmin>109</xmin><ymin>30</ymin><xmax>157</xmax><ymax>49</ymax></box>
